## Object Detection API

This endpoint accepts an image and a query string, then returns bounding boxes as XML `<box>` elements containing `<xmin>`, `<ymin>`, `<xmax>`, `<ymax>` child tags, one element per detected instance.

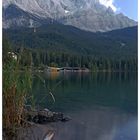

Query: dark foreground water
<box><xmin>32</xmin><ymin>72</ymin><xmax>137</xmax><ymax>140</ymax></box>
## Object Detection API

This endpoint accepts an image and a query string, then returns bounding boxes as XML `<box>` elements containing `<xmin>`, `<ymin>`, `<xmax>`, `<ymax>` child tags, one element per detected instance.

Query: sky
<box><xmin>99</xmin><ymin>0</ymin><xmax>138</xmax><ymax>21</ymax></box>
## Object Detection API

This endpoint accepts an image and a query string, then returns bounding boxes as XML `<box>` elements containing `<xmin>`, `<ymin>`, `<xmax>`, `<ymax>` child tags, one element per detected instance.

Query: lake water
<box><xmin>32</xmin><ymin>72</ymin><xmax>137</xmax><ymax>140</ymax></box>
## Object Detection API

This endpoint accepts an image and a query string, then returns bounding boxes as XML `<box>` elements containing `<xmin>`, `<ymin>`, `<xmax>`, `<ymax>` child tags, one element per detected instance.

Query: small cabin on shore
<box><xmin>47</xmin><ymin>67</ymin><xmax>89</xmax><ymax>72</ymax></box>
<box><xmin>63</xmin><ymin>67</ymin><xmax>89</xmax><ymax>72</ymax></box>
<box><xmin>47</xmin><ymin>67</ymin><xmax>63</xmax><ymax>72</ymax></box>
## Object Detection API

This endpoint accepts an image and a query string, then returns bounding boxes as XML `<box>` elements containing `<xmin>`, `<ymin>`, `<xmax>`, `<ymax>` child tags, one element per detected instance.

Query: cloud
<box><xmin>99</xmin><ymin>0</ymin><xmax>117</xmax><ymax>12</ymax></box>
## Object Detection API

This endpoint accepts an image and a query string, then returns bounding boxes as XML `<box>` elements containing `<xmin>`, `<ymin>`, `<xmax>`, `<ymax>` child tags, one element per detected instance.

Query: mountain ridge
<box><xmin>3</xmin><ymin>0</ymin><xmax>137</xmax><ymax>32</ymax></box>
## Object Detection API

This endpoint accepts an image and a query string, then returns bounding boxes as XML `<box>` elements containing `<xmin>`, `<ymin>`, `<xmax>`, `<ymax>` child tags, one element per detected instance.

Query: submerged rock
<box><xmin>24</xmin><ymin>108</ymin><xmax>71</xmax><ymax>124</ymax></box>
<box><xmin>61</xmin><ymin>117</ymin><xmax>71</xmax><ymax>122</ymax></box>
<box><xmin>16</xmin><ymin>124</ymin><xmax>55</xmax><ymax>140</ymax></box>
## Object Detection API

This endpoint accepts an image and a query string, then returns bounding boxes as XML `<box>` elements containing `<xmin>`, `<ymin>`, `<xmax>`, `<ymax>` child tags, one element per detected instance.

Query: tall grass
<box><xmin>3</xmin><ymin>39</ymin><xmax>32</xmax><ymax>138</ymax></box>
<box><xmin>3</xmin><ymin>39</ymin><xmax>57</xmax><ymax>139</ymax></box>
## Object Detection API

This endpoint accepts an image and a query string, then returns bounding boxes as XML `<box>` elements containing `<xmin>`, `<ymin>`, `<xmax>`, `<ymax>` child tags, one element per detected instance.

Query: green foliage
<box><xmin>4</xmin><ymin>24</ymin><xmax>137</xmax><ymax>58</ymax></box>
<box><xmin>3</xmin><ymin>24</ymin><xmax>137</xmax><ymax>72</ymax></box>
<box><xmin>15</xmin><ymin>49</ymin><xmax>137</xmax><ymax>72</ymax></box>
<box><xmin>3</xmin><ymin>38</ymin><xmax>32</xmax><ymax>136</ymax></box>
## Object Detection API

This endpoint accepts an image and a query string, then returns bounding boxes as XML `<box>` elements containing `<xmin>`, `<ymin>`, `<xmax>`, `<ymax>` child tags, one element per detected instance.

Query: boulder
<box><xmin>24</xmin><ymin>108</ymin><xmax>70</xmax><ymax>124</ymax></box>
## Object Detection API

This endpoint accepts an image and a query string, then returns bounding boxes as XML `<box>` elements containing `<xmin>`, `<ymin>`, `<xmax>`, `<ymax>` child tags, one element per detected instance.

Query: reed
<box><xmin>3</xmin><ymin>39</ymin><xmax>32</xmax><ymax>139</ymax></box>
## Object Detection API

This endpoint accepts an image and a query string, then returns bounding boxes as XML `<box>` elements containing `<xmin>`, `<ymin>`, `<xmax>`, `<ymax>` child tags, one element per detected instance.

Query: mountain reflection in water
<box><xmin>31</xmin><ymin>72</ymin><xmax>137</xmax><ymax>140</ymax></box>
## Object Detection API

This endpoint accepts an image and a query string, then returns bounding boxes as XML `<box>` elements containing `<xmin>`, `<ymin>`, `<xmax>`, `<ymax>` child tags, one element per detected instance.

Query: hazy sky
<box><xmin>99</xmin><ymin>0</ymin><xmax>138</xmax><ymax>21</ymax></box>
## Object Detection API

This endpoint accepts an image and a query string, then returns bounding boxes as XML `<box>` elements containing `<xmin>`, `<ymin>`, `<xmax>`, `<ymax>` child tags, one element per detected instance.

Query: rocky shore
<box><xmin>3</xmin><ymin>108</ymin><xmax>71</xmax><ymax>140</ymax></box>
<box><xmin>24</xmin><ymin>108</ymin><xmax>71</xmax><ymax>124</ymax></box>
<box><xmin>20</xmin><ymin>108</ymin><xmax>71</xmax><ymax>140</ymax></box>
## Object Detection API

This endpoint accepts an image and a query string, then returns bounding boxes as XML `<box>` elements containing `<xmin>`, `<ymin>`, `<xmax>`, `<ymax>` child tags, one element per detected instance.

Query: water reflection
<box><xmin>31</xmin><ymin>72</ymin><xmax>137</xmax><ymax>140</ymax></box>
<box><xmin>52</xmin><ymin>106</ymin><xmax>137</xmax><ymax>140</ymax></box>
<box><xmin>17</xmin><ymin>124</ymin><xmax>55</xmax><ymax>140</ymax></box>
<box><xmin>32</xmin><ymin>72</ymin><xmax>137</xmax><ymax>113</ymax></box>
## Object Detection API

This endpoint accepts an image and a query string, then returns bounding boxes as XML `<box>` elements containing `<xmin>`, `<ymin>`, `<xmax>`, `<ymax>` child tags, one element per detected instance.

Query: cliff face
<box><xmin>3</xmin><ymin>0</ymin><xmax>137</xmax><ymax>32</ymax></box>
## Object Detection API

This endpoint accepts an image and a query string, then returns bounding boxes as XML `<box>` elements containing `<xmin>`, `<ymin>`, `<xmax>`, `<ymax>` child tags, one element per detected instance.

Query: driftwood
<box><xmin>23</xmin><ymin>108</ymin><xmax>71</xmax><ymax>124</ymax></box>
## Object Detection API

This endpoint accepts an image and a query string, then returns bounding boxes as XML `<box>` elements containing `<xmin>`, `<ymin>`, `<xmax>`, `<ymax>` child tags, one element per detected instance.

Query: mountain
<box><xmin>3</xmin><ymin>4</ymin><xmax>54</xmax><ymax>29</ymax></box>
<box><xmin>4</xmin><ymin>24</ymin><xmax>137</xmax><ymax>58</ymax></box>
<box><xmin>3</xmin><ymin>0</ymin><xmax>137</xmax><ymax>32</ymax></box>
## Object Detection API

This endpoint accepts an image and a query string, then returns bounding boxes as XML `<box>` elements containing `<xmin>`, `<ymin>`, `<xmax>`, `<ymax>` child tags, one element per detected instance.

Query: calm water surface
<box><xmin>32</xmin><ymin>72</ymin><xmax>137</xmax><ymax>140</ymax></box>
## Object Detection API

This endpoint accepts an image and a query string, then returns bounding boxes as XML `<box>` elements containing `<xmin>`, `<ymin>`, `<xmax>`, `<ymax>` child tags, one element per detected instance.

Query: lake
<box><xmin>31</xmin><ymin>72</ymin><xmax>137</xmax><ymax>140</ymax></box>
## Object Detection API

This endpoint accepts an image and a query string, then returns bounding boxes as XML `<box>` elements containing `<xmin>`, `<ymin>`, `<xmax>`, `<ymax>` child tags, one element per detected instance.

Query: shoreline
<box><xmin>3</xmin><ymin>108</ymin><xmax>70</xmax><ymax>140</ymax></box>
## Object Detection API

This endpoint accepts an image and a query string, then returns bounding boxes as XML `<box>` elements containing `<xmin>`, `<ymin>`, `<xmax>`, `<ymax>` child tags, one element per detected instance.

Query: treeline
<box><xmin>16</xmin><ymin>47</ymin><xmax>137</xmax><ymax>72</ymax></box>
<box><xmin>3</xmin><ymin>24</ymin><xmax>137</xmax><ymax>72</ymax></box>
<box><xmin>3</xmin><ymin>36</ymin><xmax>137</xmax><ymax>72</ymax></box>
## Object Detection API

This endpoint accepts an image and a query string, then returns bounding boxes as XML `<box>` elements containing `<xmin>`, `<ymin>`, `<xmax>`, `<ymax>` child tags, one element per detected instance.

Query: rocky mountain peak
<box><xmin>3</xmin><ymin>0</ymin><xmax>137</xmax><ymax>32</ymax></box>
